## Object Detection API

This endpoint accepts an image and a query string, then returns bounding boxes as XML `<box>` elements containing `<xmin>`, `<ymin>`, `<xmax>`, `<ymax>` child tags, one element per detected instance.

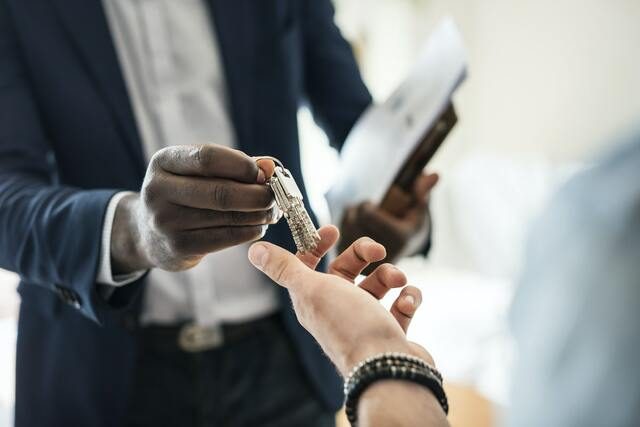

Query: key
<box><xmin>259</xmin><ymin>157</ymin><xmax>320</xmax><ymax>253</ymax></box>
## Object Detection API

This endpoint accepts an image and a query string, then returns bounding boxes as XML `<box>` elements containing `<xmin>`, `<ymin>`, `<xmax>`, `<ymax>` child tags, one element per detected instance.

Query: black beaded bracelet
<box><xmin>344</xmin><ymin>352</ymin><xmax>448</xmax><ymax>426</ymax></box>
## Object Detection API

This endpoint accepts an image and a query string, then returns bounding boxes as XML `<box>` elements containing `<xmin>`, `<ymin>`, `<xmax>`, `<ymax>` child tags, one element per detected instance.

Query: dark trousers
<box><xmin>124</xmin><ymin>315</ymin><xmax>335</xmax><ymax>427</ymax></box>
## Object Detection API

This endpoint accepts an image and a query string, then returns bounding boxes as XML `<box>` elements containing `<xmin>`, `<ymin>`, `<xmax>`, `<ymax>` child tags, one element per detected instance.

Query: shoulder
<box><xmin>506</xmin><ymin>131</ymin><xmax>640</xmax><ymax>426</ymax></box>
<box><xmin>521</xmin><ymin>132</ymin><xmax>640</xmax><ymax>285</ymax></box>
<box><xmin>511</xmin><ymin>131</ymin><xmax>640</xmax><ymax>338</ymax></box>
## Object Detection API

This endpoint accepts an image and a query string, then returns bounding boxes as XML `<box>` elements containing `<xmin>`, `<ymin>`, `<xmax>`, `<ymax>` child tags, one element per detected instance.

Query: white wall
<box><xmin>334</xmin><ymin>0</ymin><xmax>640</xmax><ymax>164</ymax></box>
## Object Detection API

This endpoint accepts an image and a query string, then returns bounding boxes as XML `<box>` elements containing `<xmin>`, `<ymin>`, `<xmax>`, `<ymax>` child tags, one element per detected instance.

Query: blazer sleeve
<box><xmin>0</xmin><ymin>2</ymin><xmax>140</xmax><ymax>324</ymax></box>
<box><xmin>300</xmin><ymin>0</ymin><xmax>373</xmax><ymax>150</ymax></box>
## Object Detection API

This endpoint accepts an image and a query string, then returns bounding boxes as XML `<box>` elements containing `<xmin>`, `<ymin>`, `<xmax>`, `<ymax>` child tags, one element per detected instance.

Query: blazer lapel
<box><xmin>208</xmin><ymin>0</ymin><xmax>256</xmax><ymax>153</ymax></box>
<box><xmin>50</xmin><ymin>0</ymin><xmax>146</xmax><ymax>172</ymax></box>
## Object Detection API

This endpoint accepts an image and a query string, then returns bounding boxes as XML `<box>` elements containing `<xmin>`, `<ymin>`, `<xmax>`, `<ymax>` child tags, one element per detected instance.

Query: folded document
<box><xmin>326</xmin><ymin>17</ymin><xmax>467</xmax><ymax>223</ymax></box>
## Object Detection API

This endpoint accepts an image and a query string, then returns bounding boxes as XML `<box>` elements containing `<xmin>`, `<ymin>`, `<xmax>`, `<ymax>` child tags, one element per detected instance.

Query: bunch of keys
<box><xmin>258</xmin><ymin>157</ymin><xmax>320</xmax><ymax>254</ymax></box>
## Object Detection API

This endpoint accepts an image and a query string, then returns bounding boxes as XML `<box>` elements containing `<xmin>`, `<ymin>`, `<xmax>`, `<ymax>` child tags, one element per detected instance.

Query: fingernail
<box><xmin>248</xmin><ymin>244</ymin><xmax>269</xmax><ymax>270</ymax></box>
<box><xmin>404</xmin><ymin>295</ymin><xmax>416</xmax><ymax>307</ymax></box>
<box><xmin>261</xmin><ymin>224</ymin><xmax>269</xmax><ymax>237</ymax></box>
<box><xmin>257</xmin><ymin>168</ymin><xmax>266</xmax><ymax>184</ymax></box>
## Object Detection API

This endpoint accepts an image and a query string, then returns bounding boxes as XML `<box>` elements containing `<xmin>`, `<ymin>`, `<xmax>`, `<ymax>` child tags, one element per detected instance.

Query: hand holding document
<box><xmin>327</xmin><ymin>18</ymin><xmax>468</xmax><ymax>224</ymax></box>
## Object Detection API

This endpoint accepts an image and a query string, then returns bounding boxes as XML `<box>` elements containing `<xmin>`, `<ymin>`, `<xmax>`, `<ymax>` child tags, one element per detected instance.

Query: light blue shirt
<box><xmin>507</xmin><ymin>133</ymin><xmax>640</xmax><ymax>426</ymax></box>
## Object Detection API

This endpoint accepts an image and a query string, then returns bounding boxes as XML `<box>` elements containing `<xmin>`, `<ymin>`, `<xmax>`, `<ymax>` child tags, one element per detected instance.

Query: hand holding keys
<box><xmin>257</xmin><ymin>157</ymin><xmax>320</xmax><ymax>254</ymax></box>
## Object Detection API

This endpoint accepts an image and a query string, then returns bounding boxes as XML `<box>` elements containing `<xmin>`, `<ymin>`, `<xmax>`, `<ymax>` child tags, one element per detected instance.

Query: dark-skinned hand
<box><xmin>110</xmin><ymin>144</ymin><xmax>279</xmax><ymax>274</ymax></box>
<box><xmin>339</xmin><ymin>172</ymin><xmax>439</xmax><ymax>268</ymax></box>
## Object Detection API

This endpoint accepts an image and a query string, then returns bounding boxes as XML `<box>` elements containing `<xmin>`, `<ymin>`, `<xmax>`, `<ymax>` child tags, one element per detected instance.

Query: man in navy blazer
<box><xmin>0</xmin><ymin>0</ymin><xmax>435</xmax><ymax>425</ymax></box>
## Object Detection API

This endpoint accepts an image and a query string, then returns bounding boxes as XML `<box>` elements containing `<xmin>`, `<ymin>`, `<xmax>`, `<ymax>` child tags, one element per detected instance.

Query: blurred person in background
<box><xmin>0</xmin><ymin>1</ymin><xmax>437</xmax><ymax>426</ymax></box>
<box><xmin>249</xmin><ymin>133</ymin><xmax>640</xmax><ymax>427</ymax></box>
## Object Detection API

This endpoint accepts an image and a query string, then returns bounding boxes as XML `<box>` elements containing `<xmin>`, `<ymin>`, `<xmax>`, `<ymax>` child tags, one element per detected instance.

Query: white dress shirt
<box><xmin>98</xmin><ymin>0</ymin><xmax>279</xmax><ymax>326</ymax></box>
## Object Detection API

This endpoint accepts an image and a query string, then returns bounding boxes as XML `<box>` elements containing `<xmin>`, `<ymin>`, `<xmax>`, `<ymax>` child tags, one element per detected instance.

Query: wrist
<box><xmin>345</xmin><ymin>353</ymin><xmax>449</xmax><ymax>426</ymax></box>
<box><xmin>342</xmin><ymin>337</ymin><xmax>414</xmax><ymax>377</ymax></box>
<box><xmin>111</xmin><ymin>193</ymin><xmax>152</xmax><ymax>274</ymax></box>
<box><xmin>359</xmin><ymin>381</ymin><xmax>448</xmax><ymax>427</ymax></box>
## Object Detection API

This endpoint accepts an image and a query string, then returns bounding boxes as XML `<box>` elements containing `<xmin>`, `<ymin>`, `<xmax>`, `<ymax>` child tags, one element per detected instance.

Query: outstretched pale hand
<box><xmin>247</xmin><ymin>225</ymin><xmax>433</xmax><ymax>376</ymax></box>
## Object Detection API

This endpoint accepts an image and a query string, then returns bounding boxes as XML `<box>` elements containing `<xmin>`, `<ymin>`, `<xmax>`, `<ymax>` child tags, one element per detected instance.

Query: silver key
<box><xmin>261</xmin><ymin>158</ymin><xmax>320</xmax><ymax>253</ymax></box>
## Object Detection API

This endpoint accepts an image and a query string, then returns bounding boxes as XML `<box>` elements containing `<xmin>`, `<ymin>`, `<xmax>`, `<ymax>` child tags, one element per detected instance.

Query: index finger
<box><xmin>328</xmin><ymin>237</ymin><xmax>387</xmax><ymax>281</ymax></box>
<box><xmin>152</xmin><ymin>144</ymin><xmax>262</xmax><ymax>183</ymax></box>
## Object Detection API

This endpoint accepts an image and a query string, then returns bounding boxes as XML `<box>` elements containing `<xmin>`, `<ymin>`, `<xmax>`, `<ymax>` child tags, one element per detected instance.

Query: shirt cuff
<box><xmin>97</xmin><ymin>191</ymin><xmax>147</xmax><ymax>286</ymax></box>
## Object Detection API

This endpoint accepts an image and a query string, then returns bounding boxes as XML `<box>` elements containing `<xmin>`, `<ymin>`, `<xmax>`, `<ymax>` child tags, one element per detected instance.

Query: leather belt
<box><xmin>138</xmin><ymin>313</ymin><xmax>280</xmax><ymax>353</ymax></box>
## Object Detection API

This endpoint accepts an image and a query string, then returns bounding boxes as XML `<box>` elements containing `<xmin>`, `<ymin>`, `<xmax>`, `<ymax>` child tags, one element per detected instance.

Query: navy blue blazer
<box><xmin>0</xmin><ymin>0</ymin><xmax>372</xmax><ymax>425</ymax></box>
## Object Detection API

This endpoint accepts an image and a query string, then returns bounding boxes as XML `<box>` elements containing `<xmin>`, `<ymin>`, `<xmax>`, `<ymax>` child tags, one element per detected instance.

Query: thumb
<box><xmin>248</xmin><ymin>242</ymin><xmax>309</xmax><ymax>290</ymax></box>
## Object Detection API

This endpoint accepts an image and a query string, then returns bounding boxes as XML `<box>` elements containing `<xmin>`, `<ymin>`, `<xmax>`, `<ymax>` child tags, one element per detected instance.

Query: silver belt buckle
<box><xmin>178</xmin><ymin>323</ymin><xmax>224</xmax><ymax>352</ymax></box>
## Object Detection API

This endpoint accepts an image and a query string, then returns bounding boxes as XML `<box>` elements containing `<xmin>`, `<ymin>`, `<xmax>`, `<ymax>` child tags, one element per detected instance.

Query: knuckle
<box><xmin>378</xmin><ymin>262</ymin><xmax>395</xmax><ymax>276</ymax></box>
<box><xmin>235</xmin><ymin>149</ymin><xmax>258</xmax><ymax>181</ymax></box>
<box><xmin>141</xmin><ymin>179</ymin><xmax>161</xmax><ymax>206</ymax></box>
<box><xmin>211</xmin><ymin>184</ymin><xmax>231</xmax><ymax>209</ymax></box>
<box><xmin>149</xmin><ymin>150</ymin><xmax>163</xmax><ymax>169</ymax></box>
<box><xmin>168</xmin><ymin>234</ymin><xmax>190</xmax><ymax>254</ymax></box>
<box><xmin>150</xmin><ymin>209</ymin><xmax>172</xmax><ymax>232</ymax></box>
<box><xmin>222</xmin><ymin>226</ymin><xmax>240</xmax><ymax>241</ymax></box>
<box><xmin>353</xmin><ymin>236</ymin><xmax>373</xmax><ymax>251</ymax></box>
<box><xmin>273</xmin><ymin>259</ymin><xmax>293</xmax><ymax>284</ymax></box>
<box><xmin>226</xmin><ymin>211</ymin><xmax>261</xmax><ymax>227</ymax></box>
<box><xmin>352</xmin><ymin>238</ymin><xmax>373</xmax><ymax>261</ymax></box>
<box><xmin>247</xmin><ymin>225</ymin><xmax>265</xmax><ymax>240</ymax></box>
<box><xmin>225</xmin><ymin>225</ymin><xmax>262</xmax><ymax>243</ymax></box>
<box><xmin>148</xmin><ymin>212</ymin><xmax>163</xmax><ymax>232</ymax></box>
<box><xmin>245</xmin><ymin>162</ymin><xmax>259</xmax><ymax>183</ymax></box>
<box><xmin>228</xmin><ymin>211</ymin><xmax>244</xmax><ymax>225</ymax></box>
<box><xmin>252</xmin><ymin>187</ymin><xmax>274</xmax><ymax>210</ymax></box>
<box><xmin>261</xmin><ymin>188</ymin><xmax>275</xmax><ymax>208</ymax></box>
<box><xmin>356</xmin><ymin>236</ymin><xmax>374</xmax><ymax>245</ymax></box>
<box><xmin>382</xmin><ymin>263</ymin><xmax>406</xmax><ymax>285</ymax></box>
<box><xmin>265</xmin><ymin>208</ymin><xmax>278</xmax><ymax>224</ymax></box>
<box><xmin>195</xmin><ymin>145</ymin><xmax>214</xmax><ymax>169</ymax></box>
<box><xmin>254</xmin><ymin>209</ymin><xmax>272</xmax><ymax>225</ymax></box>
<box><xmin>358</xmin><ymin>236</ymin><xmax>382</xmax><ymax>253</ymax></box>
<box><xmin>149</xmin><ymin>147</ymin><xmax>171</xmax><ymax>171</ymax></box>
